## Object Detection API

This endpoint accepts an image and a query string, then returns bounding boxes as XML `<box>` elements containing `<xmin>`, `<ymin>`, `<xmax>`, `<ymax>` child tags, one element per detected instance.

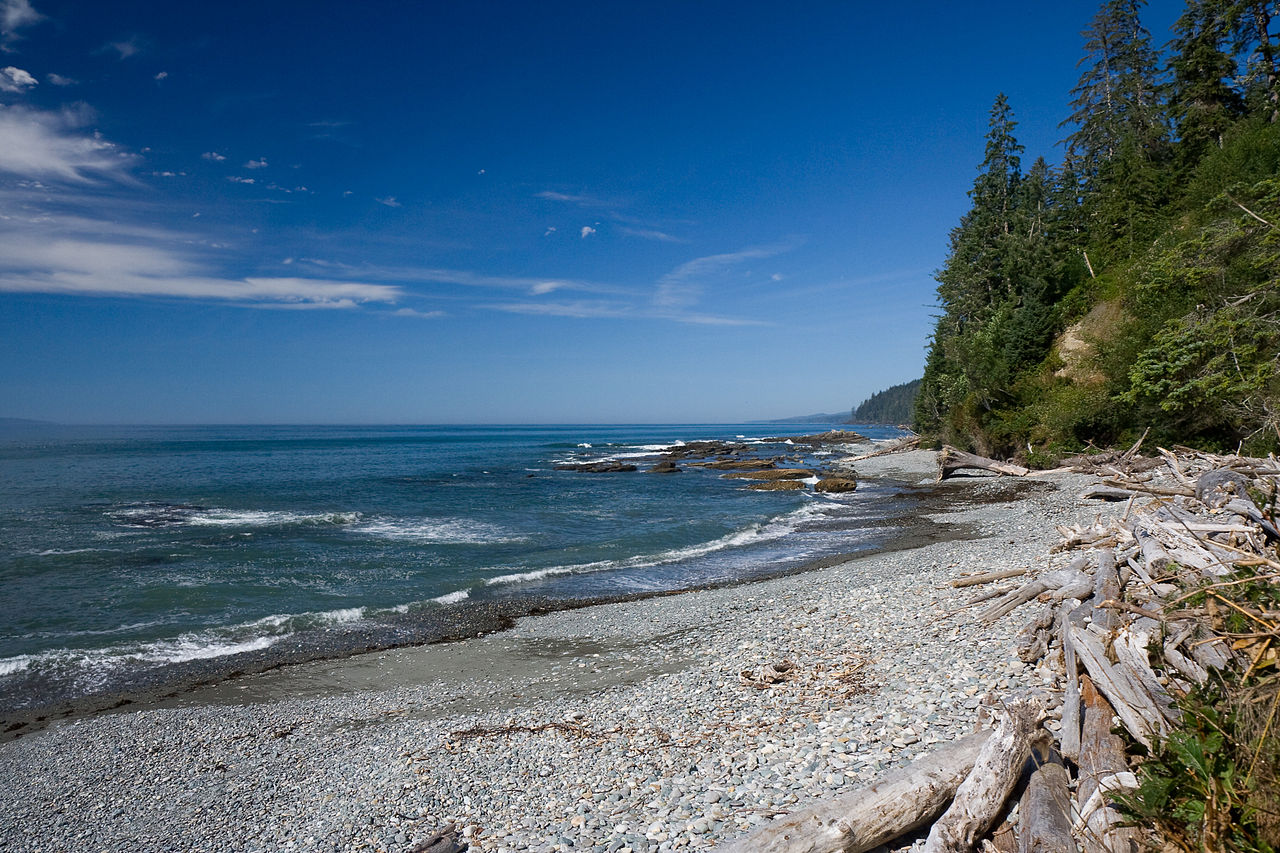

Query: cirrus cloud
<box><xmin>0</xmin><ymin>105</ymin><xmax>133</xmax><ymax>182</ymax></box>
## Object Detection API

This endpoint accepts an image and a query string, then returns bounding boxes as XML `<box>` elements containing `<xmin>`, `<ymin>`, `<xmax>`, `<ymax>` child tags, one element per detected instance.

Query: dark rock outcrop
<box><xmin>554</xmin><ymin>461</ymin><xmax>638</xmax><ymax>473</ymax></box>
<box><xmin>814</xmin><ymin>477</ymin><xmax>858</xmax><ymax>493</ymax></box>
<box><xmin>747</xmin><ymin>480</ymin><xmax>805</xmax><ymax>491</ymax></box>
<box><xmin>648</xmin><ymin>460</ymin><xmax>682</xmax><ymax>474</ymax></box>
<box><xmin>722</xmin><ymin>468</ymin><xmax>814</xmax><ymax>481</ymax></box>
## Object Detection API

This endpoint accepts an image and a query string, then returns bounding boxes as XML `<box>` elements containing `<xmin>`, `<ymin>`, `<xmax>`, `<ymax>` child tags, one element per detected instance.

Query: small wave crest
<box><xmin>0</xmin><ymin>605</ymin><xmax>372</xmax><ymax>691</ymax></box>
<box><xmin>484</xmin><ymin>501</ymin><xmax>839</xmax><ymax>589</ymax></box>
<box><xmin>105</xmin><ymin>502</ymin><xmax>361</xmax><ymax>530</ymax></box>
<box><xmin>355</xmin><ymin>517</ymin><xmax>526</xmax><ymax>544</ymax></box>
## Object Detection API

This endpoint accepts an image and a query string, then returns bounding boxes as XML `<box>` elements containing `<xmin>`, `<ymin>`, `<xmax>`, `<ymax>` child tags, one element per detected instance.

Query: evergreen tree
<box><xmin>1062</xmin><ymin>0</ymin><xmax>1171</xmax><ymax>253</ymax></box>
<box><xmin>1168</xmin><ymin>0</ymin><xmax>1245</xmax><ymax>166</ymax></box>
<box><xmin>1226</xmin><ymin>1</ymin><xmax>1279</xmax><ymax>121</ymax></box>
<box><xmin>934</xmin><ymin>94</ymin><xmax>1025</xmax><ymax>326</ymax></box>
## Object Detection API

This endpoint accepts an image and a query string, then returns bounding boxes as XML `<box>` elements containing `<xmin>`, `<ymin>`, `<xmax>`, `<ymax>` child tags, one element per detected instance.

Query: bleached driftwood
<box><xmin>846</xmin><ymin>435</ymin><xmax>921</xmax><ymax>463</ymax></box>
<box><xmin>1129</xmin><ymin>519</ymin><xmax>1172</xmax><ymax>573</ymax></box>
<box><xmin>952</xmin><ymin>568</ymin><xmax>1030</xmax><ymax>588</ymax></box>
<box><xmin>1075</xmin><ymin>677</ymin><xmax>1140</xmax><ymax>853</ymax></box>
<box><xmin>1067</xmin><ymin>625</ymin><xmax>1167</xmax><ymax>749</ymax></box>
<box><xmin>716</xmin><ymin>731</ymin><xmax>991</xmax><ymax>853</ymax></box>
<box><xmin>979</xmin><ymin>559</ymin><xmax>1091</xmax><ymax>623</ymax></box>
<box><xmin>1090</xmin><ymin>550</ymin><xmax>1120</xmax><ymax>632</ymax></box>
<box><xmin>1081</xmin><ymin>485</ymin><xmax>1137</xmax><ymax>502</ymax></box>
<box><xmin>1058</xmin><ymin>608</ymin><xmax>1082</xmax><ymax>764</ymax></box>
<box><xmin>960</xmin><ymin>583</ymin><xmax>1019</xmax><ymax>610</ymax></box>
<box><xmin>1014</xmin><ymin>606</ymin><xmax>1055</xmax><ymax>663</ymax></box>
<box><xmin>1018</xmin><ymin>757</ymin><xmax>1074</xmax><ymax>853</ymax></box>
<box><xmin>938</xmin><ymin>447</ymin><xmax>1031</xmax><ymax>481</ymax></box>
<box><xmin>1112</xmin><ymin>620</ymin><xmax>1178</xmax><ymax>725</ymax></box>
<box><xmin>922</xmin><ymin>699</ymin><xmax>1042</xmax><ymax>853</ymax></box>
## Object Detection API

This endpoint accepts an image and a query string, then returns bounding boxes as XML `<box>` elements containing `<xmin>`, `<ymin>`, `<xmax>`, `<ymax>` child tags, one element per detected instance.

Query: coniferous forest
<box><xmin>914</xmin><ymin>0</ymin><xmax>1280</xmax><ymax>462</ymax></box>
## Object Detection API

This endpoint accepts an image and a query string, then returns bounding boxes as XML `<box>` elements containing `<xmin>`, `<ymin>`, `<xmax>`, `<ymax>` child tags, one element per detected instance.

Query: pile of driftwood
<box><xmin>717</xmin><ymin>444</ymin><xmax>1279</xmax><ymax>853</ymax></box>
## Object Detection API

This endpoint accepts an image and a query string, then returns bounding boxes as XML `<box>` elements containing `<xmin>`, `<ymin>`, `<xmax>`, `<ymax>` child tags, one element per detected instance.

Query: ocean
<box><xmin>0</xmin><ymin>423</ymin><xmax>911</xmax><ymax>718</ymax></box>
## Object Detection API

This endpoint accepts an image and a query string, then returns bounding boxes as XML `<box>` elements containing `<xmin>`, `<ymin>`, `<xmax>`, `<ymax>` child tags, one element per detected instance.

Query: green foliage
<box><xmin>916</xmin><ymin>0</ymin><xmax>1280</xmax><ymax>459</ymax></box>
<box><xmin>852</xmin><ymin>379</ymin><xmax>921</xmax><ymax>425</ymax></box>
<box><xmin>1117</xmin><ymin>568</ymin><xmax>1280</xmax><ymax>853</ymax></box>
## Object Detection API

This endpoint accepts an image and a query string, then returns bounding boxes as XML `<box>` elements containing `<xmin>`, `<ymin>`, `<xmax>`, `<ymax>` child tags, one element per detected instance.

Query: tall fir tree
<box><xmin>1062</xmin><ymin>0</ymin><xmax>1171</xmax><ymax>254</ymax></box>
<box><xmin>1227</xmin><ymin>1</ymin><xmax>1280</xmax><ymax>121</ymax></box>
<box><xmin>934</xmin><ymin>94</ymin><xmax>1025</xmax><ymax>326</ymax></box>
<box><xmin>918</xmin><ymin>95</ymin><xmax>1052</xmax><ymax>445</ymax></box>
<box><xmin>1168</xmin><ymin>0</ymin><xmax>1245</xmax><ymax>167</ymax></box>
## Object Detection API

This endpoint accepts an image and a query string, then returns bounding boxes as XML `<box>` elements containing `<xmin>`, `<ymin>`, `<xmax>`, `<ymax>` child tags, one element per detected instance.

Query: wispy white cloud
<box><xmin>290</xmin><ymin>256</ymin><xmax>766</xmax><ymax>325</ymax></box>
<box><xmin>294</xmin><ymin>260</ymin><xmax>618</xmax><ymax>298</ymax></box>
<box><xmin>490</xmin><ymin>300</ymin><xmax>632</xmax><ymax>320</ymax></box>
<box><xmin>580</xmin><ymin>225</ymin><xmax>596</xmax><ymax>239</ymax></box>
<box><xmin>101</xmin><ymin>36</ymin><xmax>141</xmax><ymax>60</ymax></box>
<box><xmin>244</xmin><ymin>157</ymin><xmax>267</xmax><ymax>169</ymax></box>
<box><xmin>0</xmin><ymin>105</ymin><xmax>134</xmax><ymax>182</ymax></box>
<box><xmin>153</xmin><ymin>70</ymin><xmax>168</xmax><ymax>81</ymax></box>
<box><xmin>655</xmin><ymin>242</ymin><xmax>797</xmax><ymax>309</ymax></box>
<box><xmin>375</xmin><ymin>196</ymin><xmax>401</xmax><ymax>207</ymax></box>
<box><xmin>394</xmin><ymin>307</ymin><xmax>446</xmax><ymax>319</ymax></box>
<box><xmin>0</xmin><ymin>64</ymin><xmax>34</xmax><ymax>92</ymax></box>
<box><xmin>537</xmin><ymin>190</ymin><xmax>610</xmax><ymax>206</ymax></box>
<box><xmin>46</xmin><ymin>72</ymin><xmax>75</xmax><ymax>86</ymax></box>
<box><xmin>0</xmin><ymin>0</ymin><xmax>42</xmax><ymax>50</ymax></box>
<box><xmin>0</xmin><ymin>230</ymin><xmax>404</xmax><ymax>307</ymax></box>
<box><xmin>619</xmin><ymin>225</ymin><xmax>683</xmax><ymax>243</ymax></box>
<box><xmin>227</xmin><ymin>175</ymin><xmax>255</xmax><ymax>184</ymax></box>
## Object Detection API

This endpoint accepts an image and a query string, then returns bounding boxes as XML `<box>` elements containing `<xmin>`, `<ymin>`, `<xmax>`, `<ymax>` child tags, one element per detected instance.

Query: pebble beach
<box><xmin>0</xmin><ymin>450</ymin><xmax>1102</xmax><ymax>853</ymax></box>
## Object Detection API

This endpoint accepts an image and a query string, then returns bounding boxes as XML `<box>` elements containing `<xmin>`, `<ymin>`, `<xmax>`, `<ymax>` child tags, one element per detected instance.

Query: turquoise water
<box><xmin>0</xmin><ymin>423</ymin><xmax>906</xmax><ymax>709</ymax></box>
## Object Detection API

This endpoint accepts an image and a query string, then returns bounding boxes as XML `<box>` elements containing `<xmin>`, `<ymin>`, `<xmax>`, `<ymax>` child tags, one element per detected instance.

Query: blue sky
<box><xmin>0</xmin><ymin>1</ymin><xmax>1183</xmax><ymax>424</ymax></box>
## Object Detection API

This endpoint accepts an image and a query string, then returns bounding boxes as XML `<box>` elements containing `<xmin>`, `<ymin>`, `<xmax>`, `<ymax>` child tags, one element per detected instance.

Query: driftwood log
<box><xmin>938</xmin><ymin>447</ymin><xmax>1031</xmax><ymax>481</ymax></box>
<box><xmin>846</xmin><ymin>435</ymin><xmax>921</xmax><ymax>463</ymax></box>
<box><xmin>1075</xmin><ymin>677</ymin><xmax>1140</xmax><ymax>853</ymax></box>
<box><xmin>922</xmin><ymin>699</ymin><xmax>1042</xmax><ymax>853</ymax></box>
<box><xmin>1017</xmin><ymin>755</ymin><xmax>1074</xmax><ymax>853</ymax></box>
<box><xmin>717</xmin><ymin>731</ymin><xmax>991</xmax><ymax>853</ymax></box>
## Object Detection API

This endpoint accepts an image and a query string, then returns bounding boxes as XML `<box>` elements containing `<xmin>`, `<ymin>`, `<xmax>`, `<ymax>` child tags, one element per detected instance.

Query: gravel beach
<box><xmin>0</xmin><ymin>450</ymin><xmax>1102</xmax><ymax>853</ymax></box>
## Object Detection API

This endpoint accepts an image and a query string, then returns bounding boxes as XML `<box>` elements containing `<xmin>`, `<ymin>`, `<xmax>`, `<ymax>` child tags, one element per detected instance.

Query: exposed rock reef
<box><xmin>554</xmin><ymin>431</ymin><xmax>877</xmax><ymax>496</ymax></box>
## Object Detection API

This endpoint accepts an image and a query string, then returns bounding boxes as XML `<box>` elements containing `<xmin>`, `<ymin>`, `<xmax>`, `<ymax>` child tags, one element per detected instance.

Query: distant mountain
<box><xmin>764</xmin><ymin>411</ymin><xmax>854</xmax><ymax>424</ymax></box>
<box><xmin>852</xmin><ymin>379</ymin><xmax>921</xmax><ymax>425</ymax></box>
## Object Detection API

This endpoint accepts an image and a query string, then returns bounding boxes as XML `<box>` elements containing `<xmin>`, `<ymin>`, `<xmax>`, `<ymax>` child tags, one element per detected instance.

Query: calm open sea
<box><xmin>0</xmin><ymin>423</ymin><xmax>908</xmax><ymax>713</ymax></box>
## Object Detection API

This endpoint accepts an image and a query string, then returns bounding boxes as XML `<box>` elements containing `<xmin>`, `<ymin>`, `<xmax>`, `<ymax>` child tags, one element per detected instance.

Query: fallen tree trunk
<box><xmin>1058</xmin><ymin>607</ymin><xmax>1083</xmax><ymax>764</ymax></box>
<box><xmin>938</xmin><ymin>447</ymin><xmax>1031</xmax><ymax>481</ymax></box>
<box><xmin>716</xmin><ymin>731</ymin><xmax>991</xmax><ymax>853</ymax></box>
<box><xmin>1076</xmin><ymin>677</ymin><xmax>1140</xmax><ymax>853</ymax></box>
<box><xmin>951</xmin><ymin>568</ymin><xmax>1030</xmax><ymax>588</ymax></box>
<box><xmin>923</xmin><ymin>699</ymin><xmax>1042</xmax><ymax>853</ymax></box>
<box><xmin>846</xmin><ymin>435</ymin><xmax>920</xmax><ymax>463</ymax></box>
<box><xmin>1018</xmin><ymin>757</ymin><xmax>1073</xmax><ymax>853</ymax></box>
